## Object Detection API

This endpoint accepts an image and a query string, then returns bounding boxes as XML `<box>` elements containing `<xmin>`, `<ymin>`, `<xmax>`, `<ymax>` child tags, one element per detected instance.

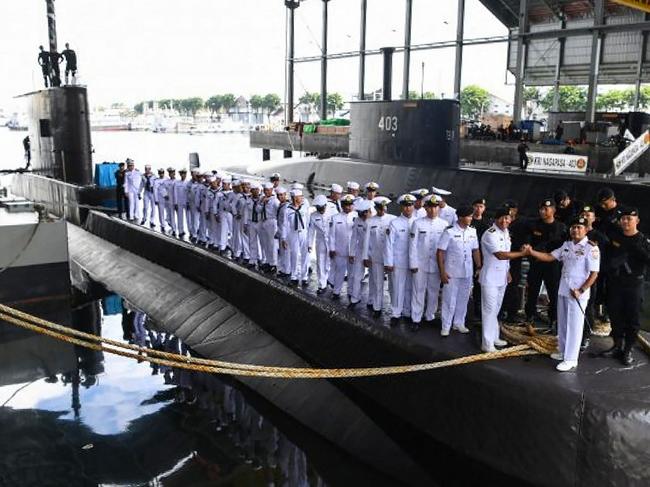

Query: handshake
<box><xmin>520</xmin><ymin>244</ymin><xmax>533</xmax><ymax>255</ymax></box>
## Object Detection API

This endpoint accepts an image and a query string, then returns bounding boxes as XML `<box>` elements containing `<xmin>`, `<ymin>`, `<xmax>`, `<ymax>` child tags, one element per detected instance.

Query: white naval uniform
<box><xmin>328</xmin><ymin>211</ymin><xmax>357</xmax><ymax>296</ymax></box>
<box><xmin>163</xmin><ymin>178</ymin><xmax>177</xmax><ymax>234</ymax></box>
<box><xmin>415</xmin><ymin>207</ymin><xmax>426</xmax><ymax>219</ymax></box>
<box><xmin>307</xmin><ymin>210</ymin><xmax>330</xmax><ymax>289</ymax></box>
<box><xmin>276</xmin><ymin>201</ymin><xmax>290</xmax><ymax>274</ymax></box>
<box><xmin>205</xmin><ymin>188</ymin><xmax>220</xmax><ymax>245</ymax></box>
<box><xmin>231</xmin><ymin>192</ymin><xmax>245</xmax><ymax>258</ymax></box>
<box><xmin>439</xmin><ymin>205</ymin><xmax>457</xmax><ymax>226</ymax></box>
<box><xmin>215</xmin><ymin>190</ymin><xmax>233</xmax><ymax>251</ymax></box>
<box><xmin>141</xmin><ymin>173</ymin><xmax>157</xmax><ymax>224</ymax></box>
<box><xmin>551</xmin><ymin>238</ymin><xmax>600</xmax><ymax>363</ymax></box>
<box><xmin>152</xmin><ymin>176</ymin><xmax>167</xmax><ymax>231</ymax></box>
<box><xmin>325</xmin><ymin>199</ymin><xmax>341</xmax><ymax>219</ymax></box>
<box><xmin>260</xmin><ymin>196</ymin><xmax>280</xmax><ymax>267</ymax></box>
<box><xmin>409</xmin><ymin>216</ymin><xmax>448</xmax><ymax>323</ymax></box>
<box><xmin>283</xmin><ymin>203</ymin><xmax>311</xmax><ymax>282</ymax></box>
<box><xmin>124</xmin><ymin>169</ymin><xmax>143</xmax><ymax>221</ymax></box>
<box><xmin>479</xmin><ymin>224</ymin><xmax>511</xmax><ymax>350</ymax></box>
<box><xmin>188</xmin><ymin>181</ymin><xmax>201</xmax><ymax>238</ymax></box>
<box><xmin>196</xmin><ymin>184</ymin><xmax>209</xmax><ymax>242</ymax></box>
<box><xmin>364</xmin><ymin>214</ymin><xmax>395</xmax><ymax>312</ymax></box>
<box><xmin>438</xmin><ymin>223</ymin><xmax>479</xmax><ymax>332</ymax></box>
<box><xmin>244</xmin><ymin>196</ymin><xmax>263</xmax><ymax>265</ymax></box>
<box><xmin>348</xmin><ymin>216</ymin><xmax>369</xmax><ymax>304</ymax></box>
<box><xmin>384</xmin><ymin>214</ymin><xmax>415</xmax><ymax>318</ymax></box>
<box><xmin>173</xmin><ymin>178</ymin><xmax>189</xmax><ymax>236</ymax></box>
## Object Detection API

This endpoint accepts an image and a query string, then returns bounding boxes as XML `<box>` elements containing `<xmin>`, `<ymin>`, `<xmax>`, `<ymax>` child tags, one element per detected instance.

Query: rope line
<box><xmin>0</xmin><ymin>304</ymin><xmax>554</xmax><ymax>379</ymax></box>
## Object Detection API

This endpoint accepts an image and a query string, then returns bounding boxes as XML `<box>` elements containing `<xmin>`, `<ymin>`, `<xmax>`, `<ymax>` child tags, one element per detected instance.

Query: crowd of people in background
<box><xmin>113</xmin><ymin>159</ymin><xmax>650</xmax><ymax>373</ymax></box>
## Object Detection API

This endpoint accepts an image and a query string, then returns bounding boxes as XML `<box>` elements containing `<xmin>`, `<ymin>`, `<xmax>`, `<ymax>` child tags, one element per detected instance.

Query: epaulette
<box><xmin>587</xmin><ymin>240</ymin><xmax>597</xmax><ymax>246</ymax></box>
<box><xmin>446</xmin><ymin>225</ymin><xmax>453</xmax><ymax>229</ymax></box>
<box><xmin>488</xmin><ymin>227</ymin><xmax>496</xmax><ymax>233</ymax></box>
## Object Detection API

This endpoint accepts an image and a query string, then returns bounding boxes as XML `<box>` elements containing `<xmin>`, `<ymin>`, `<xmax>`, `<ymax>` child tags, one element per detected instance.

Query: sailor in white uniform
<box><xmin>124</xmin><ymin>159</ymin><xmax>143</xmax><ymax>222</ymax></box>
<box><xmin>173</xmin><ymin>168</ymin><xmax>189</xmax><ymax>238</ymax></box>
<box><xmin>364</xmin><ymin>182</ymin><xmax>380</xmax><ymax>216</ymax></box>
<box><xmin>260</xmin><ymin>182</ymin><xmax>280</xmax><ymax>271</ymax></box>
<box><xmin>141</xmin><ymin>165</ymin><xmax>157</xmax><ymax>228</ymax></box>
<box><xmin>526</xmin><ymin>216</ymin><xmax>600</xmax><ymax>372</ymax></box>
<box><xmin>244</xmin><ymin>182</ymin><xmax>263</xmax><ymax>267</ymax></box>
<box><xmin>307</xmin><ymin>195</ymin><xmax>330</xmax><ymax>293</ymax></box>
<box><xmin>363</xmin><ymin>197</ymin><xmax>395</xmax><ymax>317</ymax></box>
<box><xmin>347</xmin><ymin>181</ymin><xmax>362</xmax><ymax>207</ymax></box>
<box><xmin>328</xmin><ymin>194</ymin><xmax>357</xmax><ymax>299</ymax></box>
<box><xmin>215</xmin><ymin>176</ymin><xmax>233</xmax><ymax>254</ymax></box>
<box><xmin>479</xmin><ymin>207</ymin><xmax>527</xmax><ymax>352</ymax></box>
<box><xmin>325</xmin><ymin>183</ymin><xmax>343</xmax><ymax>219</ymax></box>
<box><xmin>432</xmin><ymin>186</ymin><xmax>457</xmax><ymax>225</ymax></box>
<box><xmin>236</xmin><ymin>181</ymin><xmax>251</xmax><ymax>261</ymax></box>
<box><xmin>275</xmin><ymin>187</ymin><xmax>290</xmax><ymax>275</ymax></box>
<box><xmin>270</xmin><ymin>172</ymin><xmax>281</xmax><ymax>192</ymax></box>
<box><xmin>152</xmin><ymin>168</ymin><xmax>167</xmax><ymax>232</ymax></box>
<box><xmin>436</xmin><ymin>205</ymin><xmax>481</xmax><ymax>336</ymax></box>
<box><xmin>384</xmin><ymin>194</ymin><xmax>417</xmax><ymax>326</ymax></box>
<box><xmin>410</xmin><ymin>189</ymin><xmax>429</xmax><ymax>219</ymax></box>
<box><xmin>163</xmin><ymin>167</ymin><xmax>177</xmax><ymax>236</ymax></box>
<box><xmin>409</xmin><ymin>195</ymin><xmax>448</xmax><ymax>329</ymax></box>
<box><xmin>204</xmin><ymin>176</ymin><xmax>221</xmax><ymax>247</ymax></box>
<box><xmin>283</xmin><ymin>189</ymin><xmax>311</xmax><ymax>286</ymax></box>
<box><xmin>229</xmin><ymin>180</ymin><xmax>244</xmax><ymax>259</ymax></box>
<box><xmin>348</xmin><ymin>199</ymin><xmax>373</xmax><ymax>307</ymax></box>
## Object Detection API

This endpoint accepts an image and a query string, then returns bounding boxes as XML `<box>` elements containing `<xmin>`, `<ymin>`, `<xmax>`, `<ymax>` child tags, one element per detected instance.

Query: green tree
<box><xmin>326</xmin><ymin>93</ymin><xmax>344</xmax><ymax>115</ymax></box>
<box><xmin>205</xmin><ymin>95</ymin><xmax>223</xmax><ymax>117</ymax></box>
<box><xmin>596</xmin><ymin>88</ymin><xmax>631</xmax><ymax>112</ymax></box>
<box><xmin>158</xmin><ymin>99</ymin><xmax>173</xmax><ymax>110</ymax></box>
<box><xmin>422</xmin><ymin>91</ymin><xmax>436</xmax><ymax>100</ymax></box>
<box><xmin>250</xmin><ymin>94</ymin><xmax>264</xmax><ymax>113</ymax></box>
<box><xmin>221</xmin><ymin>93</ymin><xmax>236</xmax><ymax>114</ymax></box>
<box><xmin>262</xmin><ymin>93</ymin><xmax>281</xmax><ymax>122</ymax></box>
<box><xmin>299</xmin><ymin>92</ymin><xmax>319</xmax><ymax>114</ymax></box>
<box><xmin>539</xmin><ymin>86</ymin><xmax>587</xmax><ymax>112</ymax></box>
<box><xmin>460</xmin><ymin>85</ymin><xmax>490</xmax><ymax>119</ymax></box>
<box><xmin>134</xmin><ymin>102</ymin><xmax>144</xmax><ymax>114</ymax></box>
<box><xmin>179</xmin><ymin>97</ymin><xmax>204</xmax><ymax>117</ymax></box>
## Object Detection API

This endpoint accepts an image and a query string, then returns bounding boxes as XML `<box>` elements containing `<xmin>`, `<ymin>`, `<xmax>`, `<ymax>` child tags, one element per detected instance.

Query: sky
<box><xmin>0</xmin><ymin>0</ymin><xmax>514</xmax><ymax>112</ymax></box>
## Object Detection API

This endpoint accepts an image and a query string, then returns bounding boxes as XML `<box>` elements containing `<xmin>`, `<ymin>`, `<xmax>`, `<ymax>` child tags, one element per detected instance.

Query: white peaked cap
<box><xmin>313</xmin><ymin>194</ymin><xmax>328</xmax><ymax>206</ymax></box>
<box><xmin>354</xmin><ymin>199</ymin><xmax>373</xmax><ymax>212</ymax></box>
<box><xmin>431</xmin><ymin>186</ymin><xmax>452</xmax><ymax>196</ymax></box>
<box><xmin>330</xmin><ymin>183</ymin><xmax>343</xmax><ymax>193</ymax></box>
<box><xmin>250</xmin><ymin>182</ymin><xmax>262</xmax><ymax>190</ymax></box>
<box><xmin>291</xmin><ymin>189</ymin><xmax>303</xmax><ymax>197</ymax></box>
<box><xmin>275</xmin><ymin>187</ymin><xmax>287</xmax><ymax>194</ymax></box>
<box><xmin>373</xmin><ymin>196</ymin><xmax>391</xmax><ymax>206</ymax></box>
<box><xmin>222</xmin><ymin>176</ymin><xmax>232</xmax><ymax>183</ymax></box>
<box><xmin>291</xmin><ymin>182</ymin><xmax>304</xmax><ymax>190</ymax></box>
<box><xmin>346</xmin><ymin>181</ymin><xmax>360</xmax><ymax>190</ymax></box>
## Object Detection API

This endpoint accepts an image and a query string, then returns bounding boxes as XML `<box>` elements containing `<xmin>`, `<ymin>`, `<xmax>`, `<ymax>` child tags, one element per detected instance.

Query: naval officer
<box><xmin>348</xmin><ymin>199</ymin><xmax>373</xmax><ymax>307</ymax></box>
<box><xmin>141</xmin><ymin>165</ymin><xmax>156</xmax><ymax>228</ymax></box>
<box><xmin>328</xmin><ymin>194</ymin><xmax>357</xmax><ymax>299</ymax></box>
<box><xmin>308</xmin><ymin>195</ymin><xmax>330</xmax><ymax>294</ymax></box>
<box><xmin>384</xmin><ymin>194</ymin><xmax>417</xmax><ymax>326</ymax></box>
<box><xmin>526</xmin><ymin>217</ymin><xmax>600</xmax><ymax>371</ymax></box>
<box><xmin>409</xmin><ymin>194</ymin><xmax>448</xmax><ymax>329</ymax></box>
<box><xmin>479</xmin><ymin>207</ymin><xmax>527</xmax><ymax>352</ymax></box>
<box><xmin>437</xmin><ymin>205</ymin><xmax>481</xmax><ymax>336</ymax></box>
<box><xmin>283</xmin><ymin>189</ymin><xmax>311</xmax><ymax>286</ymax></box>
<box><xmin>363</xmin><ymin>197</ymin><xmax>395</xmax><ymax>317</ymax></box>
<box><xmin>124</xmin><ymin>159</ymin><xmax>143</xmax><ymax>222</ymax></box>
<box><xmin>260</xmin><ymin>182</ymin><xmax>280</xmax><ymax>272</ymax></box>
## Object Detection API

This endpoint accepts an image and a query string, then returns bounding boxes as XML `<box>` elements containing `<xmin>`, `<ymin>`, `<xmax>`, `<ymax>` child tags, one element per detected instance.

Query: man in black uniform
<box><xmin>580</xmin><ymin>205</ymin><xmax>609</xmax><ymax>349</ymax></box>
<box><xmin>524</xmin><ymin>199</ymin><xmax>567</xmax><ymax>327</ymax></box>
<box><xmin>471</xmin><ymin>198</ymin><xmax>489</xmax><ymax>320</ymax></box>
<box><xmin>602</xmin><ymin>207</ymin><xmax>650</xmax><ymax>366</ymax></box>
<box><xmin>114</xmin><ymin>162</ymin><xmax>128</xmax><ymax>218</ymax></box>
<box><xmin>594</xmin><ymin>187</ymin><xmax>621</xmax><ymax>236</ymax></box>
<box><xmin>22</xmin><ymin>136</ymin><xmax>31</xmax><ymax>169</ymax></box>
<box><xmin>554</xmin><ymin>189</ymin><xmax>582</xmax><ymax>225</ymax></box>
<box><xmin>61</xmin><ymin>43</ymin><xmax>77</xmax><ymax>84</ymax></box>
<box><xmin>500</xmin><ymin>200</ymin><xmax>526</xmax><ymax>322</ymax></box>
<box><xmin>37</xmin><ymin>46</ymin><xmax>50</xmax><ymax>87</ymax></box>
<box><xmin>517</xmin><ymin>138</ymin><xmax>529</xmax><ymax>171</ymax></box>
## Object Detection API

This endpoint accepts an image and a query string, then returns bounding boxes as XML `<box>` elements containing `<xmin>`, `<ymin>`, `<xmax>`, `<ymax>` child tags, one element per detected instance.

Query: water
<box><xmin>0</xmin><ymin>295</ymin><xmax>330</xmax><ymax>486</ymax></box>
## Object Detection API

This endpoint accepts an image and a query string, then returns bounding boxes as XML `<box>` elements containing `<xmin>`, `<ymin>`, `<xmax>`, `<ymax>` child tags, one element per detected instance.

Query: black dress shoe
<box><xmin>140</xmin><ymin>219</ymin><xmax>145</xmax><ymax>225</ymax></box>
<box><xmin>402</xmin><ymin>316</ymin><xmax>412</xmax><ymax>324</ymax></box>
<box><xmin>372</xmin><ymin>310</ymin><xmax>382</xmax><ymax>318</ymax></box>
<box><xmin>389</xmin><ymin>317</ymin><xmax>399</xmax><ymax>327</ymax></box>
<box><xmin>301</xmin><ymin>281</ymin><xmax>309</xmax><ymax>288</ymax></box>
<box><xmin>289</xmin><ymin>279</ymin><xmax>298</xmax><ymax>287</ymax></box>
<box><xmin>348</xmin><ymin>302</ymin><xmax>358</xmax><ymax>309</ymax></box>
<box><xmin>622</xmin><ymin>351</ymin><xmax>634</xmax><ymax>366</ymax></box>
<box><xmin>316</xmin><ymin>287</ymin><xmax>326</xmax><ymax>295</ymax></box>
<box><xmin>366</xmin><ymin>303</ymin><xmax>374</xmax><ymax>310</ymax></box>
<box><xmin>331</xmin><ymin>294</ymin><xmax>340</xmax><ymax>300</ymax></box>
<box><xmin>409</xmin><ymin>323</ymin><xmax>420</xmax><ymax>332</ymax></box>
<box><xmin>150</xmin><ymin>223</ymin><xmax>156</xmax><ymax>229</ymax></box>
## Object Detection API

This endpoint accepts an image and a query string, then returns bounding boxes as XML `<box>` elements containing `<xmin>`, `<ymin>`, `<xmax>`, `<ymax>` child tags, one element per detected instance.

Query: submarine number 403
<box><xmin>378</xmin><ymin>116</ymin><xmax>398</xmax><ymax>132</ymax></box>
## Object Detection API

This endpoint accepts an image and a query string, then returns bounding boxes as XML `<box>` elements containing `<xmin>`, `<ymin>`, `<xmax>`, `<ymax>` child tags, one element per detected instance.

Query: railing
<box><xmin>10</xmin><ymin>173</ymin><xmax>81</xmax><ymax>225</ymax></box>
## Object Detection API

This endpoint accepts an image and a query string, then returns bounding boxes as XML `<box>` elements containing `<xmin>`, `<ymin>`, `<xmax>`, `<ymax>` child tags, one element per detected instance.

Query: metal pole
<box><xmin>46</xmin><ymin>0</ymin><xmax>59</xmax><ymax>87</ymax></box>
<box><xmin>320</xmin><ymin>0</ymin><xmax>329</xmax><ymax>120</ymax></box>
<box><xmin>633</xmin><ymin>14</ymin><xmax>649</xmax><ymax>111</ymax></box>
<box><xmin>512</xmin><ymin>0</ymin><xmax>529</xmax><ymax>125</ymax></box>
<box><xmin>402</xmin><ymin>0</ymin><xmax>413</xmax><ymax>100</ymax></box>
<box><xmin>585</xmin><ymin>0</ymin><xmax>605</xmax><ymax>124</ymax></box>
<box><xmin>358</xmin><ymin>0</ymin><xmax>367</xmax><ymax>100</ymax></box>
<box><xmin>453</xmin><ymin>0</ymin><xmax>465</xmax><ymax>100</ymax></box>
<box><xmin>287</xmin><ymin>2</ymin><xmax>296</xmax><ymax>124</ymax></box>
<box><xmin>421</xmin><ymin>62</ymin><xmax>425</xmax><ymax>99</ymax></box>
<box><xmin>381</xmin><ymin>47</ymin><xmax>395</xmax><ymax>101</ymax></box>
<box><xmin>551</xmin><ymin>18</ymin><xmax>566</xmax><ymax>112</ymax></box>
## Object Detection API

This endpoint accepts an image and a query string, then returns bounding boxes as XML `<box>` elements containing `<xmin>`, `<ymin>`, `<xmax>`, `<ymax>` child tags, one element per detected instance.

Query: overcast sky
<box><xmin>0</xmin><ymin>0</ymin><xmax>514</xmax><ymax>112</ymax></box>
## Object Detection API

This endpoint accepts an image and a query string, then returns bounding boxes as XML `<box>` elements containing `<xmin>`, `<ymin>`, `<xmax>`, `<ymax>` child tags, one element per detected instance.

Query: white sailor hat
<box><xmin>202</xmin><ymin>171</ymin><xmax>211</xmax><ymax>177</ymax></box>
<box><xmin>313</xmin><ymin>194</ymin><xmax>328</xmax><ymax>207</ymax></box>
<box><xmin>373</xmin><ymin>196</ymin><xmax>391</xmax><ymax>206</ymax></box>
<box><xmin>346</xmin><ymin>181</ymin><xmax>360</xmax><ymax>190</ymax></box>
<box><xmin>222</xmin><ymin>176</ymin><xmax>232</xmax><ymax>183</ymax></box>
<box><xmin>270</xmin><ymin>172</ymin><xmax>281</xmax><ymax>180</ymax></box>
<box><xmin>341</xmin><ymin>194</ymin><xmax>356</xmax><ymax>205</ymax></box>
<box><xmin>354</xmin><ymin>199</ymin><xmax>373</xmax><ymax>212</ymax></box>
<box><xmin>167</xmin><ymin>166</ymin><xmax>176</xmax><ymax>172</ymax></box>
<box><xmin>431</xmin><ymin>186</ymin><xmax>452</xmax><ymax>196</ymax></box>
<box><xmin>290</xmin><ymin>189</ymin><xmax>303</xmax><ymax>197</ymax></box>
<box><xmin>276</xmin><ymin>187</ymin><xmax>287</xmax><ymax>195</ymax></box>
<box><xmin>423</xmin><ymin>194</ymin><xmax>440</xmax><ymax>206</ymax></box>
<box><xmin>410</xmin><ymin>188</ymin><xmax>429</xmax><ymax>199</ymax></box>
<box><xmin>144</xmin><ymin>164</ymin><xmax>151</xmax><ymax>169</ymax></box>
<box><xmin>241</xmin><ymin>179</ymin><xmax>251</xmax><ymax>185</ymax></box>
<box><xmin>232</xmin><ymin>178</ymin><xmax>241</xmax><ymax>186</ymax></box>
<box><xmin>330</xmin><ymin>183</ymin><xmax>343</xmax><ymax>193</ymax></box>
<box><xmin>262</xmin><ymin>182</ymin><xmax>274</xmax><ymax>190</ymax></box>
<box><xmin>291</xmin><ymin>182</ymin><xmax>304</xmax><ymax>190</ymax></box>
<box><xmin>397</xmin><ymin>194</ymin><xmax>417</xmax><ymax>205</ymax></box>
<box><xmin>365</xmin><ymin>181</ymin><xmax>380</xmax><ymax>190</ymax></box>
<box><xmin>250</xmin><ymin>182</ymin><xmax>262</xmax><ymax>191</ymax></box>
<box><xmin>126</xmin><ymin>158</ymin><xmax>134</xmax><ymax>164</ymax></box>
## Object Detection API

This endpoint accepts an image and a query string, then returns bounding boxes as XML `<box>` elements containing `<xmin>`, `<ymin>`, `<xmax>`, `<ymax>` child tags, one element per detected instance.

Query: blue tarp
<box><xmin>94</xmin><ymin>162</ymin><xmax>120</xmax><ymax>188</ymax></box>
<box><xmin>102</xmin><ymin>294</ymin><xmax>123</xmax><ymax>316</ymax></box>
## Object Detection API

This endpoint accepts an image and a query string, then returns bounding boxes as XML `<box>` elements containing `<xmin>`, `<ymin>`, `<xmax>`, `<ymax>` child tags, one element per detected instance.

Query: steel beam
<box><xmin>358</xmin><ymin>0</ymin><xmax>367</xmax><ymax>100</ymax></box>
<box><xmin>634</xmin><ymin>14</ymin><xmax>650</xmax><ymax>111</ymax></box>
<box><xmin>286</xmin><ymin>1</ymin><xmax>298</xmax><ymax>124</ymax></box>
<box><xmin>551</xmin><ymin>19</ymin><xmax>566</xmax><ymax>112</ymax></box>
<box><xmin>585</xmin><ymin>0</ymin><xmax>605</xmax><ymax>123</ymax></box>
<box><xmin>402</xmin><ymin>0</ymin><xmax>413</xmax><ymax>99</ymax></box>
<box><xmin>454</xmin><ymin>0</ymin><xmax>466</xmax><ymax>100</ymax></box>
<box><xmin>320</xmin><ymin>0</ymin><xmax>329</xmax><ymax>120</ymax></box>
<box><xmin>513</xmin><ymin>0</ymin><xmax>529</xmax><ymax>124</ymax></box>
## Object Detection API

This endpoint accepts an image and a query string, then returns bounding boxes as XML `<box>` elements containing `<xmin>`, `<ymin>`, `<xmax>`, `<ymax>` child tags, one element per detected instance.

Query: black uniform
<box><xmin>555</xmin><ymin>200</ymin><xmax>584</xmax><ymax>226</ymax></box>
<box><xmin>605</xmin><ymin>228</ymin><xmax>650</xmax><ymax>351</ymax></box>
<box><xmin>524</xmin><ymin>218</ymin><xmax>567</xmax><ymax>323</ymax></box>
<box><xmin>61</xmin><ymin>48</ymin><xmax>77</xmax><ymax>72</ymax></box>
<box><xmin>594</xmin><ymin>205</ymin><xmax>620</xmax><ymax>236</ymax></box>
<box><xmin>114</xmin><ymin>168</ymin><xmax>128</xmax><ymax>215</ymax></box>
<box><xmin>517</xmin><ymin>142</ymin><xmax>529</xmax><ymax>170</ymax></box>
<box><xmin>38</xmin><ymin>50</ymin><xmax>50</xmax><ymax>87</ymax></box>
<box><xmin>501</xmin><ymin>215</ymin><xmax>528</xmax><ymax>320</ymax></box>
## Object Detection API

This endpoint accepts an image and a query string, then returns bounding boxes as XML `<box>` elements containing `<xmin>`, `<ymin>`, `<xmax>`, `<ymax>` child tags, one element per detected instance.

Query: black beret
<box><xmin>569</xmin><ymin>216</ymin><xmax>588</xmax><ymax>227</ymax></box>
<box><xmin>502</xmin><ymin>199</ymin><xmax>518</xmax><ymax>209</ymax></box>
<box><xmin>554</xmin><ymin>190</ymin><xmax>568</xmax><ymax>204</ymax></box>
<box><xmin>539</xmin><ymin>199</ymin><xmax>555</xmax><ymax>209</ymax></box>
<box><xmin>581</xmin><ymin>205</ymin><xmax>595</xmax><ymax>213</ymax></box>
<box><xmin>619</xmin><ymin>206</ymin><xmax>639</xmax><ymax>217</ymax></box>
<box><xmin>597</xmin><ymin>187</ymin><xmax>615</xmax><ymax>202</ymax></box>
<box><xmin>472</xmin><ymin>198</ymin><xmax>486</xmax><ymax>206</ymax></box>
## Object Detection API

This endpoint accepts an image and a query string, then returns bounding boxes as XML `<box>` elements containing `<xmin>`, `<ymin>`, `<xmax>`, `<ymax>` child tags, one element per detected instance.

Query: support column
<box><xmin>286</xmin><ymin>1</ymin><xmax>298</xmax><ymax>125</ymax></box>
<box><xmin>320</xmin><ymin>0</ymin><xmax>329</xmax><ymax>120</ymax></box>
<box><xmin>585</xmin><ymin>0</ymin><xmax>605</xmax><ymax>123</ymax></box>
<box><xmin>402</xmin><ymin>0</ymin><xmax>413</xmax><ymax>100</ymax></box>
<box><xmin>512</xmin><ymin>0</ymin><xmax>529</xmax><ymax>124</ymax></box>
<box><xmin>453</xmin><ymin>0</ymin><xmax>465</xmax><ymax>100</ymax></box>
<box><xmin>633</xmin><ymin>14</ymin><xmax>649</xmax><ymax>111</ymax></box>
<box><xmin>381</xmin><ymin>47</ymin><xmax>395</xmax><ymax>101</ymax></box>
<box><xmin>358</xmin><ymin>0</ymin><xmax>367</xmax><ymax>100</ymax></box>
<box><xmin>45</xmin><ymin>0</ymin><xmax>60</xmax><ymax>87</ymax></box>
<box><xmin>551</xmin><ymin>18</ymin><xmax>566</xmax><ymax>112</ymax></box>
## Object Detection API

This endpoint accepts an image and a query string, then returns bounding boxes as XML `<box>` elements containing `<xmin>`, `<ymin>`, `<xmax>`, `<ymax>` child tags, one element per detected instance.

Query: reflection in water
<box><xmin>0</xmin><ymin>295</ymin><xmax>328</xmax><ymax>486</ymax></box>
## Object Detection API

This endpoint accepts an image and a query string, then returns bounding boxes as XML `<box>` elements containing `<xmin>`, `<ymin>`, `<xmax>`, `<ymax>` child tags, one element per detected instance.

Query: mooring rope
<box><xmin>0</xmin><ymin>304</ymin><xmax>555</xmax><ymax>379</ymax></box>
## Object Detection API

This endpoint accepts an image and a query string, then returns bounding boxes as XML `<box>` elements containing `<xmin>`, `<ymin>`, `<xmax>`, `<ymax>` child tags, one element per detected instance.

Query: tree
<box><xmin>158</xmin><ymin>99</ymin><xmax>173</xmax><ymax>110</ymax></box>
<box><xmin>134</xmin><ymin>102</ymin><xmax>144</xmax><ymax>114</ymax></box>
<box><xmin>221</xmin><ymin>93</ymin><xmax>236</xmax><ymax>114</ymax></box>
<box><xmin>262</xmin><ymin>93</ymin><xmax>281</xmax><ymax>122</ymax></box>
<box><xmin>460</xmin><ymin>85</ymin><xmax>490</xmax><ymax>119</ymax></box>
<box><xmin>205</xmin><ymin>95</ymin><xmax>223</xmax><ymax>117</ymax></box>
<box><xmin>326</xmin><ymin>93</ymin><xmax>344</xmax><ymax>115</ymax></box>
<box><xmin>596</xmin><ymin>88</ymin><xmax>631</xmax><ymax>112</ymax></box>
<box><xmin>422</xmin><ymin>91</ymin><xmax>436</xmax><ymax>100</ymax></box>
<box><xmin>539</xmin><ymin>86</ymin><xmax>587</xmax><ymax>112</ymax></box>
<box><xmin>179</xmin><ymin>97</ymin><xmax>204</xmax><ymax>117</ymax></box>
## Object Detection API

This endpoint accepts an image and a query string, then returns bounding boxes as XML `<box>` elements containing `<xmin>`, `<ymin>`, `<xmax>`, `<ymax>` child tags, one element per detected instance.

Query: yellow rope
<box><xmin>0</xmin><ymin>304</ymin><xmax>550</xmax><ymax>379</ymax></box>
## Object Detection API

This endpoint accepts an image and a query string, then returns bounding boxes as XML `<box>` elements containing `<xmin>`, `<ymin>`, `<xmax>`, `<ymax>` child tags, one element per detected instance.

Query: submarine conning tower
<box><xmin>19</xmin><ymin>85</ymin><xmax>93</xmax><ymax>186</ymax></box>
